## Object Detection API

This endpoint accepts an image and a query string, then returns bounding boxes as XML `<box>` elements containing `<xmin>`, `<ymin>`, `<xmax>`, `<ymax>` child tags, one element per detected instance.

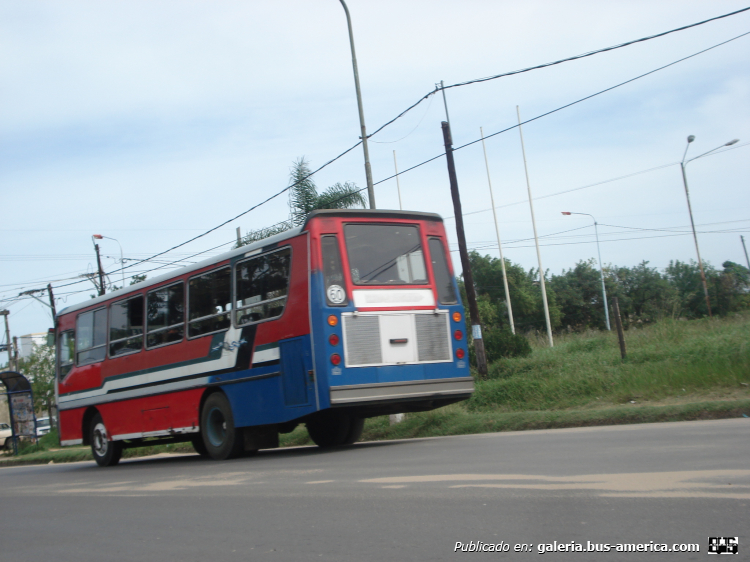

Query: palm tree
<box><xmin>289</xmin><ymin>157</ymin><xmax>367</xmax><ymax>226</ymax></box>
<box><xmin>237</xmin><ymin>157</ymin><xmax>367</xmax><ymax>247</ymax></box>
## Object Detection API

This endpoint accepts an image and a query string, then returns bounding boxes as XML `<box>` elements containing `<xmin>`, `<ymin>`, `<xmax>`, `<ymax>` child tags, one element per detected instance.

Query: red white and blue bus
<box><xmin>55</xmin><ymin>210</ymin><xmax>473</xmax><ymax>466</ymax></box>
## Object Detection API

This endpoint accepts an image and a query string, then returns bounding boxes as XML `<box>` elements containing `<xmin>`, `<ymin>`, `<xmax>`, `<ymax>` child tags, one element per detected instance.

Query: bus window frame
<box><xmin>343</xmin><ymin>222</ymin><xmax>429</xmax><ymax>287</ymax></box>
<box><xmin>427</xmin><ymin>236</ymin><xmax>458</xmax><ymax>305</ymax></box>
<box><xmin>75</xmin><ymin>307</ymin><xmax>108</xmax><ymax>366</ymax></box>
<box><xmin>233</xmin><ymin>245</ymin><xmax>293</xmax><ymax>328</ymax></box>
<box><xmin>145</xmin><ymin>281</ymin><xmax>185</xmax><ymax>350</ymax></box>
<box><xmin>108</xmin><ymin>293</ymin><xmax>145</xmax><ymax>359</ymax></box>
<box><xmin>57</xmin><ymin>329</ymin><xmax>75</xmax><ymax>382</ymax></box>
<box><xmin>186</xmin><ymin>265</ymin><xmax>232</xmax><ymax>340</ymax></box>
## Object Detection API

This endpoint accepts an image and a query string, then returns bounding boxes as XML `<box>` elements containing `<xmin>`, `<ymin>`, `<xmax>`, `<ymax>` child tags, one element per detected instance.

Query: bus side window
<box><xmin>188</xmin><ymin>267</ymin><xmax>231</xmax><ymax>338</ymax></box>
<box><xmin>58</xmin><ymin>330</ymin><xmax>75</xmax><ymax>378</ymax></box>
<box><xmin>76</xmin><ymin>308</ymin><xmax>107</xmax><ymax>365</ymax></box>
<box><xmin>109</xmin><ymin>295</ymin><xmax>144</xmax><ymax>357</ymax></box>
<box><xmin>428</xmin><ymin>238</ymin><xmax>458</xmax><ymax>304</ymax></box>
<box><xmin>235</xmin><ymin>247</ymin><xmax>292</xmax><ymax>326</ymax></box>
<box><xmin>146</xmin><ymin>282</ymin><xmax>185</xmax><ymax>348</ymax></box>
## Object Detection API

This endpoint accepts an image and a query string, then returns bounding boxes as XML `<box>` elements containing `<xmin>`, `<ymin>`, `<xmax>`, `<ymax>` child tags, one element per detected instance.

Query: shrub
<box><xmin>469</xmin><ymin>326</ymin><xmax>532</xmax><ymax>367</ymax></box>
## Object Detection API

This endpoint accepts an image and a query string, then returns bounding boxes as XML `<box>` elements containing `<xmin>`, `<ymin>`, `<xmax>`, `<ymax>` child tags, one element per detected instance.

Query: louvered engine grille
<box><xmin>343</xmin><ymin>315</ymin><xmax>382</xmax><ymax>366</ymax></box>
<box><xmin>415</xmin><ymin>313</ymin><xmax>450</xmax><ymax>362</ymax></box>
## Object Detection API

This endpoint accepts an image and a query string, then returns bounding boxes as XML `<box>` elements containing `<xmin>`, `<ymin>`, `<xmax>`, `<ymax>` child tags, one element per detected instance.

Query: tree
<box><xmin>467</xmin><ymin>251</ymin><xmax>561</xmax><ymax>334</ymax></box>
<box><xmin>18</xmin><ymin>344</ymin><xmax>56</xmax><ymax>428</ymax></box>
<box><xmin>610</xmin><ymin>261</ymin><xmax>675</xmax><ymax>325</ymax></box>
<box><xmin>550</xmin><ymin>259</ymin><xmax>609</xmax><ymax>331</ymax></box>
<box><xmin>237</xmin><ymin>157</ymin><xmax>367</xmax><ymax>247</ymax></box>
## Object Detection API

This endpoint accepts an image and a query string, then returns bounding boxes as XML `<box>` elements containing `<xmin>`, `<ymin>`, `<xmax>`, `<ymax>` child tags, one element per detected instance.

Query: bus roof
<box><xmin>57</xmin><ymin>209</ymin><xmax>444</xmax><ymax>318</ymax></box>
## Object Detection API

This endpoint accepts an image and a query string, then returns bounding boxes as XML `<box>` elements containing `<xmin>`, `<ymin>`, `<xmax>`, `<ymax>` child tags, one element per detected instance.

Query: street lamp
<box><xmin>338</xmin><ymin>0</ymin><xmax>375</xmax><ymax>209</ymax></box>
<box><xmin>680</xmin><ymin>135</ymin><xmax>739</xmax><ymax>318</ymax></box>
<box><xmin>562</xmin><ymin>212</ymin><xmax>610</xmax><ymax>330</ymax></box>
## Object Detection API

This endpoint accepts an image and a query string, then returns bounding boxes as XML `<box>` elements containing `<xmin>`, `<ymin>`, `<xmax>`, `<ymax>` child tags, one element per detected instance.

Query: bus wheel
<box><xmin>343</xmin><ymin>417</ymin><xmax>365</xmax><ymax>445</ymax></box>
<box><xmin>200</xmin><ymin>392</ymin><xmax>244</xmax><ymax>460</ymax></box>
<box><xmin>90</xmin><ymin>413</ymin><xmax>122</xmax><ymax>467</ymax></box>
<box><xmin>306</xmin><ymin>411</ymin><xmax>352</xmax><ymax>448</ymax></box>
<box><xmin>190</xmin><ymin>434</ymin><xmax>209</xmax><ymax>457</ymax></box>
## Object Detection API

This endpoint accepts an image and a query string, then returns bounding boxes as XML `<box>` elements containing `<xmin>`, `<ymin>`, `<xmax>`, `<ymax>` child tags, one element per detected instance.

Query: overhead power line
<box><xmin>13</xmin><ymin>11</ymin><xmax>750</xmax><ymax>302</ymax></box>
<box><xmin>367</xmin><ymin>6</ymin><xmax>750</xmax><ymax>138</ymax></box>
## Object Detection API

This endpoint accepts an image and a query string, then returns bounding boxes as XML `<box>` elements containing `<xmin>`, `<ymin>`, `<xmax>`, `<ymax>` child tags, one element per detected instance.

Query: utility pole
<box><xmin>47</xmin><ymin>284</ymin><xmax>57</xmax><ymax>325</ymax></box>
<box><xmin>441</xmin><ymin>121</ymin><xmax>488</xmax><ymax>377</ymax></box>
<box><xmin>12</xmin><ymin>336</ymin><xmax>18</xmax><ymax>372</ymax></box>
<box><xmin>339</xmin><ymin>0</ymin><xmax>375</xmax><ymax>209</ymax></box>
<box><xmin>480</xmin><ymin>126</ymin><xmax>515</xmax><ymax>334</ymax></box>
<box><xmin>92</xmin><ymin>237</ymin><xmax>106</xmax><ymax>296</ymax></box>
<box><xmin>1</xmin><ymin>310</ymin><xmax>11</xmax><ymax>370</ymax></box>
<box><xmin>517</xmin><ymin>106</ymin><xmax>553</xmax><ymax>347</ymax></box>
<box><xmin>741</xmin><ymin>236</ymin><xmax>750</xmax><ymax>271</ymax></box>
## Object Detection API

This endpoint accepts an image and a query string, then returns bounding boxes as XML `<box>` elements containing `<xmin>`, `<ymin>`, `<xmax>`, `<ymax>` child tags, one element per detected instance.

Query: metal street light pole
<box><xmin>339</xmin><ymin>0</ymin><xmax>375</xmax><ymax>209</ymax></box>
<box><xmin>562</xmin><ymin>212</ymin><xmax>610</xmax><ymax>330</ymax></box>
<box><xmin>680</xmin><ymin>135</ymin><xmax>739</xmax><ymax>318</ymax></box>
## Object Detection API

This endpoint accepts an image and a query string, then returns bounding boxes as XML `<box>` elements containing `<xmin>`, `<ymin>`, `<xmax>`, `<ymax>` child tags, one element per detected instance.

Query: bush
<box><xmin>469</xmin><ymin>326</ymin><xmax>532</xmax><ymax>367</ymax></box>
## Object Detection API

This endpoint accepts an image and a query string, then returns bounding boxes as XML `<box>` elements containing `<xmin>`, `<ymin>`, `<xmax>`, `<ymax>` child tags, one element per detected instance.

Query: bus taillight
<box><xmin>330</xmin><ymin>353</ymin><xmax>342</xmax><ymax>366</ymax></box>
<box><xmin>454</xmin><ymin>330</ymin><xmax>463</xmax><ymax>340</ymax></box>
<box><xmin>329</xmin><ymin>334</ymin><xmax>339</xmax><ymax>346</ymax></box>
<box><xmin>456</xmin><ymin>348</ymin><xmax>465</xmax><ymax>359</ymax></box>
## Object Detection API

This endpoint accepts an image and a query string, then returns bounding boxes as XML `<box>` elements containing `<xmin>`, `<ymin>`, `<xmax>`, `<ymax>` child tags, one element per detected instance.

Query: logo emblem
<box><xmin>327</xmin><ymin>285</ymin><xmax>346</xmax><ymax>304</ymax></box>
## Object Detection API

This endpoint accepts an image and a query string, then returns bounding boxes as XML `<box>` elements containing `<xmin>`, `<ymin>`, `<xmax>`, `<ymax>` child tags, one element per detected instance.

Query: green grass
<box><xmin>471</xmin><ymin>313</ymin><xmax>750</xmax><ymax>412</ymax></box>
<box><xmin>3</xmin><ymin>313</ymin><xmax>748</xmax><ymax>466</ymax></box>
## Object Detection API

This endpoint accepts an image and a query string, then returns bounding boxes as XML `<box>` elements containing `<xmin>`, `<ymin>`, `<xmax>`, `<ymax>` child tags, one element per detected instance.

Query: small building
<box><xmin>18</xmin><ymin>333</ymin><xmax>47</xmax><ymax>360</ymax></box>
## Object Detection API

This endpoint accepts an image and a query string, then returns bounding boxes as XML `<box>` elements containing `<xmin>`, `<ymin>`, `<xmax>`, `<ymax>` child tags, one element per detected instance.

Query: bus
<box><xmin>55</xmin><ymin>209</ymin><xmax>474</xmax><ymax>466</ymax></box>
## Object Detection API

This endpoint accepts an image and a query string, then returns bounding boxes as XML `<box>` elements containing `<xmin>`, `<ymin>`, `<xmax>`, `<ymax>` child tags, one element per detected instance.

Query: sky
<box><xmin>1</xmin><ymin>0</ymin><xmax>749</xmax><ymax>339</ymax></box>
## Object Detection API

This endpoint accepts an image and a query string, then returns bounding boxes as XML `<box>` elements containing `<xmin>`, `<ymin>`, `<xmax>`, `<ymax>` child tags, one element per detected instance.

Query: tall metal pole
<box><xmin>442</xmin><ymin>121</ymin><xmax>488</xmax><ymax>377</ymax></box>
<box><xmin>393</xmin><ymin>150</ymin><xmax>403</xmax><ymax>210</ymax></box>
<box><xmin>516</xmin><ymin>106</ymin><xmax>553</xmax><ymax>347</ymax></box>
<box><xmin>562</xmin><ymin>212</ymin><xmax>610</xmax><ymax>330</ymax></box>
<box><xmin>741</xmin><ymin>235</ymin><xmax>750</xmax><ymax>271</ymax></box>
<box><xmin>480</xmin><ymin>127</ymin><xmax>515</xmax><ymax>334</ymax></box>
<box><xmin>680</xmin><ymin>137</ymin><xmax>711</xmax><ymax>317</ymax></box>
<box><xmin>339</xmin><ymin>0</ymin><xmax>375</xmax><ymax>209</ymax></box>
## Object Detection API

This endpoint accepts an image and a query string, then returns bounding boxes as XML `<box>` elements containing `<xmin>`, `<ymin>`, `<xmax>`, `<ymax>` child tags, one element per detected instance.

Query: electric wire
<box><xmin>9</xmin><ymin>13</ymin><xmax>750</xmax><ymax>309</ymax></box>
<box><xmin>367</xmin><ymin>6</ymin><xmax>750</xmax><ymax>138</ymax></box>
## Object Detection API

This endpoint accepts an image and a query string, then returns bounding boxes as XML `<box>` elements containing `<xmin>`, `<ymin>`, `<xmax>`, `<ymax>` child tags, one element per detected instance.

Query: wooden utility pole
<box><xmin>94</xmin><ymin>242</ymin><xmax>105</xmax><ymax>296</ymax></box>
<box><xmin>47</xmin><ymin>284</ymin><xmax>57</xmax><ymax>323</ymax></box>
<box><xmin>741</xmin><ymin>235</ymin><xmax>750</xmax><ymax>271</ymax></box>
<box><xmin>612</xmin><ymin>297</ymin><xmax>627</xmax><ymax>360</ymax></box>
<box><xmin>441</xmin><ymin>121</ymin><xmax>488</xmax><ymax>377</ymax></box>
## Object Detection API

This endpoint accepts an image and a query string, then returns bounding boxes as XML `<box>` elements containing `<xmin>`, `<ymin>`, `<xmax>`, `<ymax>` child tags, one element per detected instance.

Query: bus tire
<box><xmin>200</xmin><ymin>392</ymin><xmax>244</xmax><ymax>460</ymax></box>
<box><xmin>343</xmin><ymin>416</ymin><xmax>365</xmax><ymax>445</ymax></box>
<box><xmin>90</xmin><ymin>413</ymin><xmax>122</xmax><ymax>467</ymax></box>
<box><xmin>191</xmin><ymin>434</ymin><xmax>209</xmax><ymax>457</ymax></box>
<box><xmin>306</xmin><ymin>411</ymin><xmax>351</xmax><ymax>448</ymax></box>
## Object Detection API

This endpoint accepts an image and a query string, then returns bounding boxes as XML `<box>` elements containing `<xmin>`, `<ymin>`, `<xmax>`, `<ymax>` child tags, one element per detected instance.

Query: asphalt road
<box><xmin>1</xmin><ymin>418</ymin><xmax>747</xmax><ymax>561</ymax></box>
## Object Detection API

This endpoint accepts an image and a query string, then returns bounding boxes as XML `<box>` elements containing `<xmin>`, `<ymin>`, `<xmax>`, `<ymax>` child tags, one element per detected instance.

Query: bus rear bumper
<box><xmin>329</xmin><ymin>376</ymin><xmax>474</xmax><ymax>406</ymax></box>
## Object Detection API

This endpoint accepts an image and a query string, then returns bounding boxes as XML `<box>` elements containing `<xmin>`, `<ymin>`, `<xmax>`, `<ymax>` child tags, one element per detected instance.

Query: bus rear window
<box><xmin>344</xmin><ymin>224</ymin><xmax>427</xmax><ymax>285</ymax></box>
